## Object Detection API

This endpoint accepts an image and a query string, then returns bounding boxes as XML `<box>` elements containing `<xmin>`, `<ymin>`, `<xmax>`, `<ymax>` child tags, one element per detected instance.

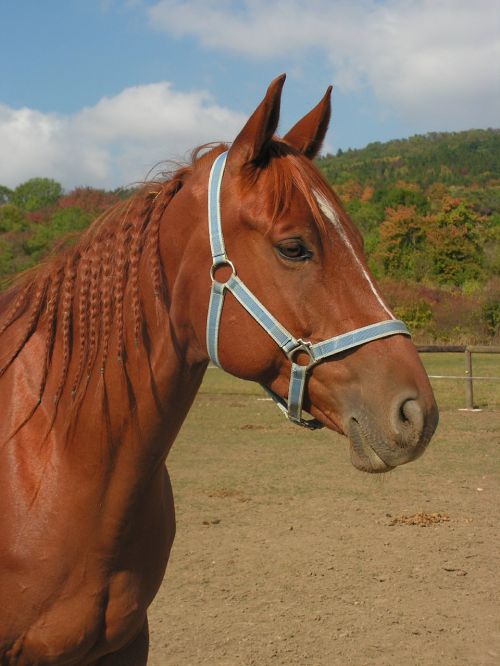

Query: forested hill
<box><xmin>318</xmin><ymin>128</ymin><xmax>500</xmax><ymax>188</ymax></box>
<box><xmin>0</xmin><ymin>129</ymin><xmax>499</xmax><ymax>343</ymax></box>
<box><xmin>313</xmin><ymin>129</ymin><xmax>500</xmax><ymax>343</ymax></box>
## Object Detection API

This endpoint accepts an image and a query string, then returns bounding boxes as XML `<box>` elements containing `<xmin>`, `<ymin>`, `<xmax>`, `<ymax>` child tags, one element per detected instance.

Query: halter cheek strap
<box><xmin>206</xmin><ymin>151</ymin><xmax>411</xmax><ymax>429</ymax></box>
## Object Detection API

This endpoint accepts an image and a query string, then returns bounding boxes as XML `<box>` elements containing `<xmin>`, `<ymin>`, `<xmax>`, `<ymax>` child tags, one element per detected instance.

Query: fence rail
<box><xmin>416</xmin><ymin>345</ymin><xmax>500</xmax><ymax>410</ymax></box>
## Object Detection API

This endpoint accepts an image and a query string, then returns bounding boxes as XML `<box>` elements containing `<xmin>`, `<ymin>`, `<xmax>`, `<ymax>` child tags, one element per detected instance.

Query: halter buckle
<box><xmin>286</xmin><ymin>339</ymin><xmax>317</xmax><ymax>370</ymax></box>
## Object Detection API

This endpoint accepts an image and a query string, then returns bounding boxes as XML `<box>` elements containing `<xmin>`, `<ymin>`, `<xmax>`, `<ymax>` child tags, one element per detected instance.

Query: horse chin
<box><xmin>347</xmin><ymin>419</ymin><xmax>395</xmax><ymax>474</ymax></box>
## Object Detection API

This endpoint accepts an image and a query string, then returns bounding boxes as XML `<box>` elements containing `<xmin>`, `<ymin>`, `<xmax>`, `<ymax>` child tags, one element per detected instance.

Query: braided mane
<box><xmin>0</xmin><ymin>147</ymin><xmax>227</xmax><ymax>431</ymax></box>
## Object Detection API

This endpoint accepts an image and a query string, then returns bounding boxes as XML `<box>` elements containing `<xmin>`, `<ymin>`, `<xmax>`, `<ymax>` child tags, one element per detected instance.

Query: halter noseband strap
<box><xmin>206</xmin><ymin>151</ymin><xmax>410</xmax><ymax>429</ymax></box>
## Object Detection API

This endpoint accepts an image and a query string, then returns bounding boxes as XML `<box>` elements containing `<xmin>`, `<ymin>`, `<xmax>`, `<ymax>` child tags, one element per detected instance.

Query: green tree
<box><xmin>24</xmin><ymin>207</ymin><xmax>92</xmax><ymax>260</ymax></box>
<box><xmin>393</xmin><ymin>300</ymin><xmax>434</xmax><ymax>333</ymax></box>
<box><xmin>0</xmin><ymin>238</ymin><xmax>15</xmax><ymax>277</ymax></box>
<box><xmin>0</xmin><ymin>185</ymin><xmax>13</xmax><ymax>204</ymax></box>
<box><xmin>345</xmin><ymin>199</ymin><xmax>384</xmax><ymax>258</ymax></box>
<box><xmin>482</xmin><ymin>298</ymin><xmax>500</xmax><ymax>339</ymax></box>
<box><xmin>0</xmin><ymin>204</ymin><xmax>30</xmax><ymax>232</ymax></box>
<box><xmin>374</xmin><ymin>186</ymin><xmax>429</xmax><ymax>214</ymax></box>
<box><xmin>12</xmin><ymin>178</ymin><xmax>63</xmax><ymax>212</ymax></box>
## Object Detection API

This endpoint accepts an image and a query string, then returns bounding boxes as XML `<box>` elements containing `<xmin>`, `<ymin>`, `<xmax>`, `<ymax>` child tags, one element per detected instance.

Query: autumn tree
<box><xmin>375</xmin><ymin>206</ymin><xmax>431</xmax><ymax>281</ymax></box>
<box><xmin>427</xmin><ymin>200</ymin><xmax>486</xmax><ymax>287</ymax></box>
<box><xmin>58</xmin><ymin>187</ymin><xmax>120</xmax><ymax>215</ymax></box>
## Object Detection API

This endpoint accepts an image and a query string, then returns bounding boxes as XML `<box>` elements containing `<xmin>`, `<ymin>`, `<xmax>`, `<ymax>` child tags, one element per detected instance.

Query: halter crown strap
<box><xmin>207</xmin><ymin>151</ymin><xmax>229</xmax><ymax>265</ymax></box>
<box><xmin>206</xmin><ymin>151</ymin><xmax>411</xmax><ymax>429</ymax></box>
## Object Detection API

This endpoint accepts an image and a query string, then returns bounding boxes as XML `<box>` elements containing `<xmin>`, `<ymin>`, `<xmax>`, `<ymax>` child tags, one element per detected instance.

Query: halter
<box><xmin>206</xmin><ymin>151</ymin><xmax>410</xmax><ymax>429</ymax></box>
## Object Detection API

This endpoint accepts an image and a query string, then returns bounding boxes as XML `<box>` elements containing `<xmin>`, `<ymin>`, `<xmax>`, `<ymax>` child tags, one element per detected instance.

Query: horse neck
<box><xmin>68</xmin><ymin>189</ymin><xmax>208</xmax><ymax>465</ymax></box>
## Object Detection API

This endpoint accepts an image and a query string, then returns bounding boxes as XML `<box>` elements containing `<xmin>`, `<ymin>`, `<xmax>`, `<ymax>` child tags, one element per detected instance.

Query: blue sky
<box><xmin>1</xmin><ymin>0</ymin><xmax>499</xmax><ymax>189</ymax></box>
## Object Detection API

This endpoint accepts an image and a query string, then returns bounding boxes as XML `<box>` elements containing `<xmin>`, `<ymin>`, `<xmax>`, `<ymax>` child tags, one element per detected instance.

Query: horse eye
<box><xmin>276</xmin><ymin>240</ymin><xmax>312</xmax><ymax>262</ymax></box>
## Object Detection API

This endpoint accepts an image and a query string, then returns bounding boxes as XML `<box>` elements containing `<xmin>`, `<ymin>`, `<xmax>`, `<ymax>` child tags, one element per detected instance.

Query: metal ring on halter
<box><xmin>210</xmin><ymin>259</ymin><xmax>236</xmax><ymax>284</ymax></box>
<box><xmin>286</xmin><ymin>339</ymin><xmax>317</xmax><ymax>371</ymax></box>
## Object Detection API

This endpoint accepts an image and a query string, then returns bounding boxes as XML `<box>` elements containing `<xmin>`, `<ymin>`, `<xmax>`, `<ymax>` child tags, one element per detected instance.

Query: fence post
<box><xmin>464</xmin><ymin>349</ymin><xmax>474</xmax><ymax>410</ymax></box>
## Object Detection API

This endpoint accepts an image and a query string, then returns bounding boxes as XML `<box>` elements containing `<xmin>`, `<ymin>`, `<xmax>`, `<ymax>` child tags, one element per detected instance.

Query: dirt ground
<box><xmin>148</xmin><ymin>373</ymin><xmax>499</xmax><ymax>666</ymax></box>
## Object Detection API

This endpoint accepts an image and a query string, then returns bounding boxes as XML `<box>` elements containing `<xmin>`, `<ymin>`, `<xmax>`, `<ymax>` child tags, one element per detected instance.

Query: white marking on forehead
<box><xmin>315</xmin><ymin>190</ymin><xmax>342</xmax><ymax>230</ymax></box>
<box><xmin>314</xmin><ymin>191</ymin><xmax>395</xmax><ymax>319</ymax></box>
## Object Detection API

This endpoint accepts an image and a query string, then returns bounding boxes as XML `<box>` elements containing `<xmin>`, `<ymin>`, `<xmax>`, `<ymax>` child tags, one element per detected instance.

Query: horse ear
<box><xmin>283</xmin><ymin>85</ymin><xmax>333</xmax><ymax>159</ymax></box>
<box><xmin>230</xmin><ymin>74</ymin><xmax>286</xmax><ymax>164</ymax></box>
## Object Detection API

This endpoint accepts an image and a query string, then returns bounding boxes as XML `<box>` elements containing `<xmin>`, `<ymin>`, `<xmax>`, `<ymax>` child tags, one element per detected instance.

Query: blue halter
<box><xmin>206</xmin><ymin>151</ymin><xmax>410</xmax><ymax>429</ymax></box>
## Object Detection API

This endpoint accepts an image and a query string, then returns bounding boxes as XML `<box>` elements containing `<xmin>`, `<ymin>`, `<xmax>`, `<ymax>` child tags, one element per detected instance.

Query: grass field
<box><xmin>420</xmin><ymin>352</ymin><xmax>500</xmax><ymax>411</ymax></box>
<box><xmin>148</xmin><ymin>354</ymin><xmax>499</xmax><ymax>665</ymax></box>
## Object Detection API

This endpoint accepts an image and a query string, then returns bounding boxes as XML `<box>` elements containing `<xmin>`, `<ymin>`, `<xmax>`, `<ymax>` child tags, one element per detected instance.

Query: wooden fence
<box><xmin>416</xmin><ymin>345</ymin><xmax>500</xmax><ymax>410</ymax></box>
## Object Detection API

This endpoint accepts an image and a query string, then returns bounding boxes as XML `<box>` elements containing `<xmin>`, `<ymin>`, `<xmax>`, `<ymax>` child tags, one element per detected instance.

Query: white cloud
<box><xmin>0</xmin><ymin>82</ymin><xmax>246</xmax><ymax>189</ymax></box>
<box><xmin>148</xmin><ymin>0</ymin><xmax>500</xmax><ymax>128</ymax></box>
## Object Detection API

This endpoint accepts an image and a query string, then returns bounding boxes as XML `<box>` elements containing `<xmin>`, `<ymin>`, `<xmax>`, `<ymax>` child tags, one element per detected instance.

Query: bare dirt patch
<box><xmin>148</xmin><ymin>374</ymin><xmax>500</xmax><ymax>666</ymax></box>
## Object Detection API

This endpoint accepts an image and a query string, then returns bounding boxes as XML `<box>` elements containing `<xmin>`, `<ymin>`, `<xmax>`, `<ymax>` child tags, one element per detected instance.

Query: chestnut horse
<box><xmin>0</xmin><ymin>76</ymin><xmax>438</xmax><ymax>664</ymax></box>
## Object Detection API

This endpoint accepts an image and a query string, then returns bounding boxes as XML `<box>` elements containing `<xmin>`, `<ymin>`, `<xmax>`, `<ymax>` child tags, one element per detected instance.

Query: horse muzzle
<box><xmin>346</xmin><ymin>394</ymin><xmax>439</xmax><ymax>473</ymax></box>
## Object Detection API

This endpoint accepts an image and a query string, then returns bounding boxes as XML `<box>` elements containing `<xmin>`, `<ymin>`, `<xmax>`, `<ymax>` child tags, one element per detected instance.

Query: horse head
<box><xmin>163</xmin><ymin>75</ymin><xmax>438</xmax><ymax>473</ymax></box>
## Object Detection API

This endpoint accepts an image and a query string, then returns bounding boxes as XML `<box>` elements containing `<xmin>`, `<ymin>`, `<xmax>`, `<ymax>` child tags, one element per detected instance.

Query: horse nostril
<box><xmin>401</xmin><ymin>398</ymin><xmax>425</xmax><ymax>430</ymax></box>
<box><xmin>391</xmin><ymin>397</ymin><xmax>425</xmax><ymax>447</ymax></box>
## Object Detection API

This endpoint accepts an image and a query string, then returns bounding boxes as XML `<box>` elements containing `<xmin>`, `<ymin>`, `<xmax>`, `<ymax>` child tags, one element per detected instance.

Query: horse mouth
<box><xmin>347</xmin><ymin>418</ymin><xmax>395</xmax><ymax>474</ymax></box>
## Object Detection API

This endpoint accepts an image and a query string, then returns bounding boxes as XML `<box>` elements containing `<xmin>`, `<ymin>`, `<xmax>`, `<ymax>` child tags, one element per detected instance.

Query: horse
<box><xmin>0</xmin><ymin>75</ymin><xmax>438</xmax><ymax>664</ymax></box>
